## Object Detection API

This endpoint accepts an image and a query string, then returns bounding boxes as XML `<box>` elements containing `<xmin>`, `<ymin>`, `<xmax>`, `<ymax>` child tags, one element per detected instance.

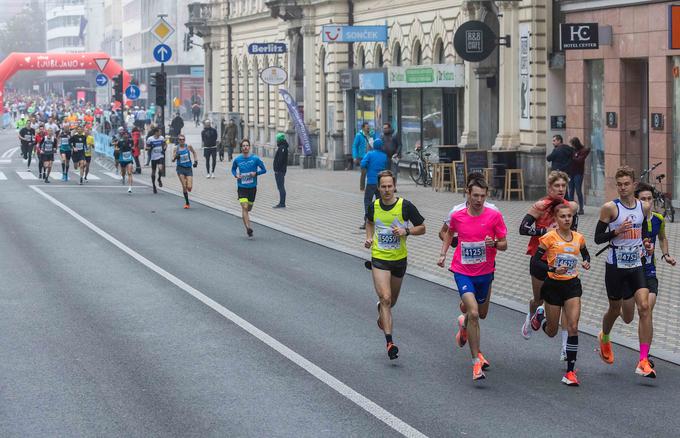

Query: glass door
<box><xmin>586</xmin><ymin>60</ymin><xmax>605</xmax><ymax>205</ymax></box>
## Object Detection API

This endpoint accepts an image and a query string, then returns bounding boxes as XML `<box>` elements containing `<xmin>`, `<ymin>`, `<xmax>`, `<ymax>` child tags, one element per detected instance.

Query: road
<box><xmin>0</xmin><ymin>131</ymin><xmax>679</xmax><ymax>437</ymax></box>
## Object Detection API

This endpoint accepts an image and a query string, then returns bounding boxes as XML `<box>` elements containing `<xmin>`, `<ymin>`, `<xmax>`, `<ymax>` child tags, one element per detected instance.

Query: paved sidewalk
<box><xmin>134</xmin><ymin>124</ymin><xmax>680</xmax><ymax>363</ymax></box>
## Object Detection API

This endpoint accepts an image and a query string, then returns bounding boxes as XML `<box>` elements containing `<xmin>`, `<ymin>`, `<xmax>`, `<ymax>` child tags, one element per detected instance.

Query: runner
<box><xmin>112</xmin><ymin>126</ymin><xmax>124</xmax><ymax>177</ymax></box>
<box><xmin>84</xmin><ymin>128</ymin><xmax>95</xmax><ymax>181</ymax></box>
<box><xmin>37</xmin><ymin>128</ymin><xmax>57</xmax><ymax>183</ymax></box>
<box><xmin>530</xmin><ymin>203</ymin><xmax>591</xmax><ymax>386</ymax></box>
<box><xmin>35</xmin><ymin>124</ymin><xmax>46</xmax><ymax>179</ymax></box>
<box><xmin>146</xmin><ymin>127</ymin><xmax>166</xmax><ymax>194</ymax></box>
<box><xmin>58</xmin><ymin>128</ymin><xmax>72</xmax><ymax>181</ymax></box>
<box><xmin>69</xmin><ymin>125</ymin><xmax>88</xmax><ymax>185</ymax></box>
<box><xmin>633</xmin><ymin>182</ymin><xmax>676</xmax><ymax>365</ymax></box>
<box><xmin>519</xmin><ymin>171</ymin><xmax>578</xmax><ymax>360</ymax></box>
<box><xmin>172</xmin><ymin>134</ymin><xmax>198</xmax><ymax>209</ymax></box>
<box><xmin>365</xmin><ymin>170</ymin><xmax>425</xmax><ymax>361</ymax></box>
<box><xmin>18</xmin><ymin>121</ymin><xmax>36</xmax><ymax>172</ymax></box>
<box><xmin>594</xmin><ymin>165</ymin><xmax>655</xmax><ymax>378</ymax></box>
<box><xmin>115</xmin><ymin>130</ymin><xmax>134</xmax><ymax>194</ymax></box>
<box><xmin>231</xmin><ymin>139</ymin><xmax>267</xmax><ymax>237</ymax></box>
<box><xmin>438</xmin><ymin>177</ymin><xmax>506</xmax><ymax>380</ymax></box>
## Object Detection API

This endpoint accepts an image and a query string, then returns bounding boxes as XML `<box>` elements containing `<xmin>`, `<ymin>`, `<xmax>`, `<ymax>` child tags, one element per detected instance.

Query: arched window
<box><xmin>357</xmin><ymin>46</ymin><xmax>365</xmax><ymax>69</ymax></box>
<box><xmin>412</xmin><ymin>40</ymin><xmax>422</xmax><ymax>65</ymax></box>
<box><xmin>375</xmin><ymin>45</ymin><xmax>384</xmax><ymax>67</ymax></box>
<box><xmin>392</xmin><ymin>43</ymin><xmax>402</xmax><ymax>66</ymax></box>
<box><xmin>433</xmin><ymin>38</ymin><xmax>445</xmax><ymax>64</ymax></box>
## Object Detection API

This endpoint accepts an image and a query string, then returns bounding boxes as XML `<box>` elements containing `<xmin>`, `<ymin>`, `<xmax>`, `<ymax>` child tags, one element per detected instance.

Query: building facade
<box><xmin>192</xmin><ymin>0</ymin><xmax>554</xmax><ymax>197</ymax></box>
<box><xmin>45</xmin><ymin>0</ymin><xmax>88</xmax><ymax>94</ymax></box>
<box><xmin>561</xmin><ymin>0</ymin><xmax>679</xmax><ymax>207</ymax></box>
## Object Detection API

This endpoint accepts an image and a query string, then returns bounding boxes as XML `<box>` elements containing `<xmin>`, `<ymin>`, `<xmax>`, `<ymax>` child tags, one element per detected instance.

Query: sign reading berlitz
<box><xmin>560</xmin><ymin>23</ymin><xmax>599</xmax><ymax>50</ymax></box>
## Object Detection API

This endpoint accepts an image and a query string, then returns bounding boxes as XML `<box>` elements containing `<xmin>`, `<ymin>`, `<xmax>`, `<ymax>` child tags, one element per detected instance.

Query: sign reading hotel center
<box><xmin>388</xmin><ymin>64</ymin><xmax>464</xmax><ymax>88</ymax></box>
<box><xmin>248</xmin><ymin>43</ymin><xmax>287</xmax><ymax>55</ymax></box>
<box><xmin>322</xmin><ymin>25</ymin><xmax>388</xmax><ymax>43</ymax></box>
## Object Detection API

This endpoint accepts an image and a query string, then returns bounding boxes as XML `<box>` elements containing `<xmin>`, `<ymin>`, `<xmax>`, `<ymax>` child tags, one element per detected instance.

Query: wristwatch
<box><xmin>405</xmin><ymin>228</ymin><xmax>411</xmax><ymax>236</ymax></box>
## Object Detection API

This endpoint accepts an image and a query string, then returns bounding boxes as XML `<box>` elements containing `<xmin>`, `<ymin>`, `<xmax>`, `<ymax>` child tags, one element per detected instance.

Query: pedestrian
<box><xmin>218</xmin><ymin>117</ymin><xmax>226</xmax><ymax>161</ymax></box>
<box><xmin>191</xmin><ymin>102</ymin><xmax>201</xmax><ymax>127</ymax></box>
<box><xmin>546</xmin><ymin>134</ymin><xmax>573</xmax><ymax>172</ymax></box>
<box><xmin>359</xmin><ymin>138</ymin><xmax>388</xmax><ymax>230</ymax></box>
<box><xmin>273</xmin><ymin>132</ymin><xmax>289</xmax><ymax>208</ymax></box>
<box><xmin>381</xmin><ymin>122</ymin><xmax>401</xmax><ymax>185</ymax></box>
<box><xmin>224</xmin><ymin>118</ymin><xmax>237</xmax><ymax>161</ymax></box>
<box><xmin>352</xmin><ymin>122</ymin><xmax>373</xmax><ymax>191</ymax></box>
<box><xmin>201</xmin><ymin>119</ymin><xmax>218</xmax><ymax>178</ymax></box>
<box><xmin>567</xmin><ymin>137</ymin><xmax>589</xmax><ymax>214</ymax></box>
<box><xmin>170</xmin><ymin>112</ymin><xmax>184</xmax><ymax>144</ymax></box>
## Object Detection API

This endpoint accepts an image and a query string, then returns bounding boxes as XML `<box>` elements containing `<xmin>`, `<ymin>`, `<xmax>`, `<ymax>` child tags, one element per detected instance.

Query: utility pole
<box><xmin>158</xmin><ymin>13</ymin><xmax>167</xmax><ymax>136</ymax></box>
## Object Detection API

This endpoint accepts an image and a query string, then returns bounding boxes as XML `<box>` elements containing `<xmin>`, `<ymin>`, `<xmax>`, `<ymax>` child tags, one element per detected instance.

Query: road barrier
<box><xmin>94</xmin><ymin>130</ymin><xmax>114</xmax><ymax>158</ymax></box>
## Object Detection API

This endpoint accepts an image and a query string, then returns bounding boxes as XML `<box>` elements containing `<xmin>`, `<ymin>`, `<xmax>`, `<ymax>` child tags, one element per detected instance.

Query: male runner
<box><xmin>84</xmin><ymin>128</ymin><xmax>94</xmax><ymax>181</ymax></box>
<box><xmin>37</xmin><ymin>128</ymin><xmax>57</xmax><ymax>183</ymax></box>
<box><xmin>530</xmin><ymin>203</ymin><xmax>590</xmax><ymax>386</ymax></box>
<box><xmin>594</xmin><ymin>165</ymin><xmax>655</xmax><ymax>378</ymax></box>
<box><xmin>231</xmin><ymin>139</ymin><xmax>266</xmax><ymax>237</ymax></box>
<box><xmin>116</xmin><ymin>130</ymin><xmax>135</xmax><ymax>193</ymax></box>
<box><xmin>58</xmin><ymin>128</ymin><xmax>72</xmax><ymax>181</ymax></box>
<box><xmin>634</xmin><ymin>182</ymin><xmax>676</xmax><ymax>364</ymax></box>
<box><xmin>18</xmin><ymin>122</ymin><xmax>36</xmax><ymax>172</ymax></box>
<box><xmin>146</xmin><ymin>128</ymin><xmax>166</xmax><ymax>194</ymax></box>
<box><xmin>438</xmin><ymin>177</ymin><xmax>506</xmax><ymax>380</ymax></box>
<box><xmin>69</xmin><ymin>126</ymin><xmax>88</xmax><ymax>185</ymax></box>
<box><xmin>172</xmin><ymin>134</ymin><xmax>199</xmax><ymax>208</ymax></box>
<box><xmin>366</xmin><ymin>170</ymin><xmax>425</xmax><ymax>360</ymax></box>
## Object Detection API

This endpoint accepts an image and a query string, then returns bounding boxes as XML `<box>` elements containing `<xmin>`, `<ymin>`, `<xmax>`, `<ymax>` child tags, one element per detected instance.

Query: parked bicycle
<box><xmin>408</xmin><ymin>143</ymin><xmax>433</xmax><ymax>186</ymax></box>
<box><xmin>640</xmin><ymin>161</ymin><xmax>675</xmax><ymax>222</ymax></box>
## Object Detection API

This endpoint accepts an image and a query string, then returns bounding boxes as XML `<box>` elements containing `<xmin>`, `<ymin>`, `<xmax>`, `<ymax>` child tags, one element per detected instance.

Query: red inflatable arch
<box><xmin>0</xmin><ymin>52</ymin><xmax>132</xmax><ymax>114</ymax></box>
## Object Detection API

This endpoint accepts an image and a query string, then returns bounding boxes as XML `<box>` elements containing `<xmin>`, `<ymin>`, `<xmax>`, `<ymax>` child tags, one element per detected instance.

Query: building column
<box><xmin>459</xmin><ymin>1</ymin><xmax>482</xmax><ymax>148</ymax></box>
<box><xmin>493</xmin><ymin>1</ymin><xmax>520</xmax><ymax>150</ymax></box>
<box><xmin>204</xmin><ymin>42</ymin><xmax>213</xmax><ymax>113</ymax></box>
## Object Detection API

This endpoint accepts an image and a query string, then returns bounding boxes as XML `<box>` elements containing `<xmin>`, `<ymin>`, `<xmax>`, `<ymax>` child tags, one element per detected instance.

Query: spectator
<box><xmin>170</xmin><ymin>112</ymin><xmax>184</xmax><ymax>142</ymax></box>
<box><xmin>567</xmin><ymin>137</ymin><xmax>590</xmax><ymax>215</ymax></box>
<box><xmin>359</xmin><ymin>138</ymin><xmax>388</xmax><ymax>230</ymax></box>
<box><xmin>191</xmin><ymin>102</ymin><xmax>201</xmax><ymax>127</ymax></box>
<box><xmin>381</xmin><ymin>122</ymin><xmax>401</xmax><ymax>186</ymax></box>
<box><xmin>201</xmin><ymin>119</ymin><xmax>219</xmax><ymax>178</ymax></box>
<box><xmin>223</xmin><ymin>118</ymin><xmax>237</xmax><ymax>162</ymax></box>
<box><xmin>546</xmin><ymin>134</ymin><xmax>573</xmax><ymax>172</ymax></box>
<box><xmin>273</xmin><ymin>132</ymin><xmax>289</xmax><ymax>208</ymax></box>
<box><xmin>352</xmin><ymin>122</ymin><xmax>373</xmax><ymax>191</ymax></box>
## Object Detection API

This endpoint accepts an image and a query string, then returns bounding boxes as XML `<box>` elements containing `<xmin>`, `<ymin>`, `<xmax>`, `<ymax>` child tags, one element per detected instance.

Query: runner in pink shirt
<box><xmin>438</xmin><ymin>178</ymin><xmax>507</xmax><ymax>381</ymax></box>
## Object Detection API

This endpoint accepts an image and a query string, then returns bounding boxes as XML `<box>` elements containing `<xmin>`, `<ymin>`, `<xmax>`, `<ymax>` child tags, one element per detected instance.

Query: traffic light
<box><xmin>152</xmin><ymin>72</ymin><xmax>167</xmax><ymax>107</ymax></box>
<box><xmin>184</xmin><ymin>33</ymin><xmax>193</xmax><ymax>51</ymax></box>
<box><xmin>112</xmin><ymin>72</ymin><xmax>124</xmax><ymax>103</ymax></box>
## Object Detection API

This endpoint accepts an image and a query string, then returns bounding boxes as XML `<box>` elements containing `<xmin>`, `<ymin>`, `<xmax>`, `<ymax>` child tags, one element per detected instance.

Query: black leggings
<box><xmin>151</xmin><ymin>160</ymin><xmax>164</xmax><ymax>184</ymax></box>
<box><xmin>26</xmin><ymin>145</ymin><xmax>34</xmax><ymax>168</ymax></box>
<box><xmin>204</xmin><ymin>148</ymin><xmax>217</xmax><ymax>173</ymax></box>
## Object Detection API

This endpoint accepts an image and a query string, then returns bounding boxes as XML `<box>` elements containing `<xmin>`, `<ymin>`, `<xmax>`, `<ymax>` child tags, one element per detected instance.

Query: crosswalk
<box><xmin>0</xmin><ymin>170</ymin><xmax>113</xmax><ymax>182</ymax></box>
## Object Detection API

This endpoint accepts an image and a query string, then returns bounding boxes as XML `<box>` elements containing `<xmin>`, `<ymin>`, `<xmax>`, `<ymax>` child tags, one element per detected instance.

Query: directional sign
<box><xmin>321</xmin><ymin>25</ymin><xmax>388</xmax><ymax>43</ymax></box>
<box><xmin>125</xmin><ymin>84</ymin><xmax>141</xmax><ymax>100</ymax></box>
<box><xmin>153</xmin><ymin>44</ymin><xmax>172</xmax><ymax>63</ymax></box>
<box><xmin>95</xmin><ymin>74</ymin><xmax>108</xmax><ymax>87</ymax></box>
<box><xmin>94</xmin><ymin>58</ymin><xmax>109</xmax><ymax>72</ymax></box>
<box><xmin>151</xmin><ymin>17</ymin><xmax>175</xmax><ymax>43</ymax></box>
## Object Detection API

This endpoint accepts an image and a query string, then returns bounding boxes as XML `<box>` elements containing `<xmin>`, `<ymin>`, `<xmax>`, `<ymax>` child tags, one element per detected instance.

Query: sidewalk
<box><xmin>150</xmin><ymin>125</ymin><xmax>680</xmax><ymax>363</ymax></box>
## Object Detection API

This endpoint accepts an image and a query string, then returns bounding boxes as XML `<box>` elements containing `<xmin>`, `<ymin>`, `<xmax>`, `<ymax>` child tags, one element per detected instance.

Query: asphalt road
<box><xmin>1</xmin><ymin>133</ymin><xmax>679</xmax><ymax>438</ymax></box>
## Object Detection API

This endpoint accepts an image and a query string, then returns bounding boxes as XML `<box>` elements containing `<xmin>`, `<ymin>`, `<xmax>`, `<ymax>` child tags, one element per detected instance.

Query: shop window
<box><xmin>586</xmin><ymin>60</ymin><xmax>605</xmax><ymax>204</ymax></box>
<box><xmin>673</xmin><ymin>57</ymin><xmax>680</xmax><ymax>204</ymax></box>
<box><xmin>423</xmin><ymin>89</ymin><xmax>443</xmax><ymax>147</ymax></box>
<box><xmin>400</xmin><ymin>89</ymin><xmax>421</xmax><ymax>154</ymax></box>
<box><xmin>356</xmin><ymin>91</ymin><xmax>378</xmax><ymax>133</ymax></box>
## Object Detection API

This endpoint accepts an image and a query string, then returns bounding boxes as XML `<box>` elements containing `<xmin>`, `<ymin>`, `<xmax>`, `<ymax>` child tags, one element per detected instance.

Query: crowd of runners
<box><xmin>8</xmin><ymin>93</ymin><xmax>677</xmax><ymax>388</ymax></box>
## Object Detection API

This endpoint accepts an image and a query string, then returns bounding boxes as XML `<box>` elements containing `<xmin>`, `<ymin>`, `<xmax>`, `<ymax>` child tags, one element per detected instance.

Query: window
<box><xmin>375</xmin><ymin>45</ymin><xmax>383</xmax><ymax>67</ymax></box>
<box><xmin>357</xmin><ymin>46</ymin><xmax>365</xmax><ymax>69</ymax></box>
<box><xmin>433</xmin><ymin>38</ymin><xmax>445</xmax><ymax>64</ymax></box>
<box><xmin>412</xmin><ymin>41</ymin><xmax>422</xmax><ymax>65</ymax></box>
<box><xmin>47</xmin><ymin>15</ymin><xmax>82</xmax><ymax>30</ymax></box>
<box><xmin>392</xmin><ymin>43</ymin><xmax>401</xmax><ymax>67</ymax></box>
<box><xmin>422</xmin><ymin>89</ymin><xmax>442</xmax><ymax>147</ymax></box>
<box><xmin>400</xmin><ymin>89</ymin><xmax>421</xmax><ymax>154</ymax></box>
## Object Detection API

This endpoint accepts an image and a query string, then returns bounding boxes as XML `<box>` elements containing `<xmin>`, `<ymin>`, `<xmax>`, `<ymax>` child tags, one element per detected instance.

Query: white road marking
<box><xmin>2</xmin><ymin>147</ymin><xmax>19</xmax><ymax>158</ymax></box>
<box><xmin>83</xmin><ymin>173</ymin><xmax>101</xmax><ymax>180</ymax></box>
<box><xmin>16</xmin><ymin>171</ymin><xmax>38</xmax><ymax>180</ymax></box>
<box><xmin>104</xmin><ymin>172</ymin><xmax>121</xmax><ymax>180</ymax></box>
<box><xmin>0</xmin><ymin>172</ymin><xmax>6</xmax><ymax>180</ymax></box>
<box><xmin>0</xmin><ymin>159</ymin><xmax>11</xmax><ymax>164</ymax></box>
<box><xmin>30</xmin><ymin>185</ymin><xmax>428</xmax><ymax>438</ymax></box>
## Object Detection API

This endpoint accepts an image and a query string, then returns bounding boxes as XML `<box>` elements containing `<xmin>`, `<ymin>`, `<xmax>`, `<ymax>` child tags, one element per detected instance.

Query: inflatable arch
<box><xmin>0</xmin><ymin>52</ymin><xmax>132</xmax><ymax>113</ymax></box>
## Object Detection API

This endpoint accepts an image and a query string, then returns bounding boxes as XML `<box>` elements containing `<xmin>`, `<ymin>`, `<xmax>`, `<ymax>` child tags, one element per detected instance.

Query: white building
<box><xmin>45</xmin><ymin>0</ymin><xmax>88</xmax><ymax>94</ymax></box>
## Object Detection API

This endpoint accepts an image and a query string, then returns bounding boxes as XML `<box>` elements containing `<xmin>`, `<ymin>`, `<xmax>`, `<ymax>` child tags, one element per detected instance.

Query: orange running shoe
<box><xmin>598</xmin><ymin>332</ymin><xmax>614</xmax><ymax>364</ymax></box>
<box><xmin>456</xmin><ymin>315</ymin><xmax>467</xmax><ymax>347</ymax></box>
<box><xmin>472</xmin><ymin>360</ymin><xmax>485</xmax><ymax>381</ymax></box>
<box><xmin>561</xmin><ymin>371</ymin><xmax>580</xmax><ymax>386</ymax></box>
<box><xmin>635</xmin><ymin>359</ymin><xmax>656</xmax><ymax>378</ymax></box>
<box><xmin>183</xmin><ymin>204</ymin><xmax>190</xmax><ymax>209</ymax></box>
<box><xmin>386</xmin><ymin>342</ymin><xmax>399</xmax><ymax>360</ymax></box>
<box><xmin>478</xmin><ymin>352</ymin><xmax>490</xmax><ymax>371</ymax></box>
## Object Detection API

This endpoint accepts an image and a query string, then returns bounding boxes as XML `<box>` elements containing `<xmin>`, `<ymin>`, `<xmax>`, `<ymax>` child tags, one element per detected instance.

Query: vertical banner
<box><xmin>279</xmin><ymin>89</ymin><xmax>312</xmax><ymax>156</ymax></box>
<box><xmin>519</xmin><ymin>23</ymin><xmax>531</xmax><ymax>130</ymax></box>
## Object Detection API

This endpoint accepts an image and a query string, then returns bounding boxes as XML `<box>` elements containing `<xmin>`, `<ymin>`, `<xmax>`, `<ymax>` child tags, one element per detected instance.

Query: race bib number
<box><xmin>377</xmin><ymin>231</ymin><xmax>401</xmax><ymax>250</ymax></box>
<box><xmin>61</xmin><ymin>139</ymin><xmax>69</xmax><ymax>146</ymax></box>
<box><xmin>555</xmin><ymin>254</ymin><xmax>578</xmax><ymax>276</ymax></box>
<box><xmin>616</xmin><ymin>245</ymin><xmax>642</xmax><ymax>268</ymax></box>
<box><xmin>75</xmin><ymin>143</ymin><xmax>84</xmax><ymax>151</ymax></box>
<box><xmin>461</xmin><ymin>241</ymin><xmax>486</xmax><ymax>265</ymax></box>
<box><xmin>179</xmin><ymin>153</ymin><xmax>190</xmax><ymax>163</ymax></box>
<box><xmin>240</xmin><ymin>175</ymin><xmax>254</xmax><ymax>185</ymax></box>
<box><xmin>121</xmin><ymin>151</ymin><xmax>132</xmax><ymax>161</ymax></box>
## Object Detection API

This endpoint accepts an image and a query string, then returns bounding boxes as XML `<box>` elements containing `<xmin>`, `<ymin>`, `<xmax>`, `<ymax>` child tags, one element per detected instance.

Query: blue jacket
<box><xmin>231</xmin><ymin>154</ymin><xmax>267</xmax><ymax>188</ymax></box>
<box><xmin>360</xmin><ymin>141</ymin><xmax>388</xmax><ymax>185</ymax></box>
<box><xmin>352</xmin><ymin>131</ymin><xmax>371</xmax><ymax>159</ymax></box>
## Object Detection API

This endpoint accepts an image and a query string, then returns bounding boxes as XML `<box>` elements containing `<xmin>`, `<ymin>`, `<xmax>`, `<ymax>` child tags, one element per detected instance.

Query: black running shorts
<box><xmin>371</xmin><ymin>257</ymin><xmax>407</xmax><ymax>278</ymax></box>
<box><xmin>540</xmin><ymin>277</ymin><xmax>582</xmax><ymax>307</ymax></box>
<box><xmin>237</xmin><ymin>187</ymin><xmax>257</xmax><ymax>204</ymax></box>
<box><xmin>646</xmin><ymin>276</ymin><xmax>659</xmax><ymax>295</ymax></box>
<box><xmin>605</xmin><ymin>263</ymin><xmax>647</xmax><ymax>300</ymax></box>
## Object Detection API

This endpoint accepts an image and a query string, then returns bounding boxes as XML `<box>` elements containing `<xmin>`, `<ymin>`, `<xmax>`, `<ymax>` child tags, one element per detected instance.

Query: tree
<box><xmin>0</xmin><ymin>1</ymin><xmax>46</xmax><ymax>91</ymax></box>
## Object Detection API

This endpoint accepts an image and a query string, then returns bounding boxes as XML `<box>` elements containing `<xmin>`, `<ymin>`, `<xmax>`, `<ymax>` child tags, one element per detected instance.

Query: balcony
<box><xmin>265</xmin><ymin>0</ymin><xmax>303</xmax><ymax>21</ymax></box>
<box><xmin>186</xmin><ymin>2</ymin><xmax>212</xmax><ymax>37</ymax></box>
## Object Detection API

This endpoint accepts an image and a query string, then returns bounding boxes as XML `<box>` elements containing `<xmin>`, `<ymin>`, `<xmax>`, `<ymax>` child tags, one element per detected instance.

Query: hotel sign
<box><xmin>560</xmin><ymin>23</ymin><xmax>599</xmax><ymax>50</ymax></box>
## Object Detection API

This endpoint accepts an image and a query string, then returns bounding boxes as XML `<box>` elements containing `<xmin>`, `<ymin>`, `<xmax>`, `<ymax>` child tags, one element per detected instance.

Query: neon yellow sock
<box><xmin>602</xmin><ymin>333</ymin><xmax>610</xmax><ymax>343</ymax></box>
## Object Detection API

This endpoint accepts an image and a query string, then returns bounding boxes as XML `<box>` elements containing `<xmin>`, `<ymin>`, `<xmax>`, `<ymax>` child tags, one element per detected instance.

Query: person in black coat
<box><xmin>546</xmin><ymin>134</ymin><xmax>574</xmax><ymax>172</ymax></box>
<box><xmin>273</xmin><ymin>132</ymin><xmax>289</xmax><ymax>208</ymax></box>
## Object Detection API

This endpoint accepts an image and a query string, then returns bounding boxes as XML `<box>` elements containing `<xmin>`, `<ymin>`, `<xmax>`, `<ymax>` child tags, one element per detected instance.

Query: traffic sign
<box><xmin>151</xmin><ymin>17</ymin><xmax>175</xmax><ymax>43</ymax></box>
<box><xmin>94</xmin><ymin>58</ymin><xmax>109</xmax><ymax>72</ymax></box>
<box><xmin>125</xmin><ymin>85</ymin><xmax>141</xmax><ymax>100</ymax></box>
<box><xmin>153</xmin><ymin>44</ymin><xmax>173</xmax><ymax>63</ymax></box>
<box><xmin>95</xmin><ymin>74</ymin><xmax>108</xmax><ymax>87</ymax></box>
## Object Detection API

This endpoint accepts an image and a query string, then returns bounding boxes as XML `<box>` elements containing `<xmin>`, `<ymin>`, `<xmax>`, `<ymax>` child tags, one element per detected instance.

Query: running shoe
<box><xmin>478</xmin><ymin>352</ymin><xmax>490</xmax><ymax>371</ymax></box>
<box><xmin>45</xmin><ymin>178</ymin><xmax>50</xmax><ymax>183</ymax></box>
<box><xmin>387</xmin><ymin>342</ymin><xmax>399</xmax><ymax>360</ymax></box>
<box><xmin>80</xmin><ymin>177</ymin><xmax>83</xmax><ymax>185</ymax></box>
<box><xmin>521</xmin><ymin>312</ymin><xmax>532</xmax><ymax>339</ymax></box>
<box><xmin>127</xmin><ymin>187</ymin><xmax>132</xmax><ymax>194</ymax></box>
<box><xmin>84</xmin><ymin>176</ymin><xmax>88</xmax><ymax>182</ymax></box>
<box><xmin>211</xmin><ymin>173</ymin><xmax>216</xmax><ymax>179</ymax></box>
<box><xmin>472</xmin><ymin>361</ymin><xmax>485</xmax><ymax>380</ymax></box>
<box><xmin>376</xmin><ymin>302</ymin><xmax>383</xmax><ymax>330</ymax></box>
<box><xmin>530</xmin><ymin>305</ymin><xmax>545</xmax><ymax>331</ymax></box>
<box><xmin>65</xmin><ymin>173</ymin><xmax>68</xmax><ymax>181</ymax></box>
<box><xmin>153</xmin><ymin>186</ymin><xmax>158</xmax><ymax>194</ymax></box>
<box><xmin>247</xmin><ymin>228</ymin><xmax>254</xmax><ymax>238</ymax></box>
<box><xmin>635</xmin><ymin>359</ymin><xmax>656</xmax><ymax>378</ymax></box>
<box><xmin>456</xmin><ymin>314</ymin><xmax>467</xmax><ymax>347</ymax></box>
<box><xmin>561</xmin><ymin>371</ymin><xmax>580</xmax><ymax>386</ymax></box>
<box><xmin>158</xmin><ymin>178</ymin><xmax>163</xmax><ymax>187</ymax></box>
<box><xmin>598</xmin><ymin>332</ymin><xmax>614</xmax><ymax>364</ymax></box>
<box><xmin>560</xmin><ymin>349</ymin><xmax>568</xmax><ymax>362</ymax></box>
<box><xmin>184</xmin><ymin>204</ymin><xmax>190</xmax><ymax>209</ymax></box>
<box><xmin>121</xmin><ymin>176</ymin><xmax>125</xmax><ymax>184</ymax></box>
<box><xmin>206</xmin><ymin>174</ymin><xmax>210</xmax><ymax>179</ymax></box>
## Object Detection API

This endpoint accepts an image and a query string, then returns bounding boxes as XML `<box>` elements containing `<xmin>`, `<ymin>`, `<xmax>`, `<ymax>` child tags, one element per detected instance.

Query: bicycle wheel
<box><xmin>665</xmin><ymin>197</ymin><xmax>675</xmax><ymax>223</ymax></box>
<box><xmin>409</xmin><ymin>161</ymin><xmax>423</xmax><ymax>185</ymax></box>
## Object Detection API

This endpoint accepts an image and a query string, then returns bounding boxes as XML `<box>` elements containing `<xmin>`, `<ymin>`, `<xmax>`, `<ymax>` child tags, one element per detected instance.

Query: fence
<box><xmin>94</xmin><ymin>130</ymin><xmax>114</xmax><ymax>159</ymax></box>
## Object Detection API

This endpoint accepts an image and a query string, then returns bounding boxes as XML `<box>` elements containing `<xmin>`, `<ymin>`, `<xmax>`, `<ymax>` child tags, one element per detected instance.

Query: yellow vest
<box><xmin>372</xmin><ymin>198</ymin><xmax>408</xmax><ymax>261</ymax></box>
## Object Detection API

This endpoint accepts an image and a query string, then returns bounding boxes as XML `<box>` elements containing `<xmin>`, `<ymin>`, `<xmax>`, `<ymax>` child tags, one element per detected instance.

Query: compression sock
<box><xmin>566</xmin><ymin>335</ymin><xmax>578</xmax><ymax>372</ymax></box>
<box><xmin>61</xmin><ymin>162</ymin><xmax>65</xmax><ymax>172</ymax></box>
<box><xmin>561</xmin><ymin>330</ymin><xmax>568</xmax><ymax>352</ymax></box>
<box><xmin>640</xmin><ymin>343</ymin><xmax>650</xmax><ymax>361</ymax></box>
<box><xmin>385</xmin><ymin>334</ymin><xmax>393</xmax><ymax>345</ymax></box>
<box><xmin>601</xmin><ymin>333</ymin><xmax>610</xmax><ymax>343</ymax></box>
<box><xmin>183</xmin><ymin>192</ymin><xmax>189</xmax><ymax>204</ymax></box>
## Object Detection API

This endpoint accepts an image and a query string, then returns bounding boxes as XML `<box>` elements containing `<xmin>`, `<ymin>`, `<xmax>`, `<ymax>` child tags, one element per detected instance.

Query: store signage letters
<box><xmin>453</xmin><ymin>21</ymin><xmax>497</xmax><ymax>62</ymax></box>
<box><xmin>322</xmin><ymin>25</ymin><xmax>388</xmax><ymax>43</ymax></box>
<box><xmin>248</xmin><ymin>43</ymin><xmax>287</xmax><ymax>55</ymax></box>
<box><xmin>560</xmin><ymin>23</ymin><xmax>599</xmax><ymax>50</ymax></box>
<box><xmin>388</xmin><ymin>64</ymin><xmax>464</xmax><ymax>88</ymax></box>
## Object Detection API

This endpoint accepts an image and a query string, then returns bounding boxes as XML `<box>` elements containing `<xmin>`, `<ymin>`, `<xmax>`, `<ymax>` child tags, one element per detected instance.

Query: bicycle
<box><xmin>408</xmin><ymin>144</ymin><xmax>433</xmax><ymax>186</ymax></box>
<box><xmin>640</xmin><ymin>161</ymin><xmax>675</xmax><ymax>223</ymax></box>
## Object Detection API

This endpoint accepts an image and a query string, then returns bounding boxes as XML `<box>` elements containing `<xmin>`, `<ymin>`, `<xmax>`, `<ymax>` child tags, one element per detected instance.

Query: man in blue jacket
<box><xmin>352</xmin><ymin>122</ymin><xmax>373</xmax><ymax>191</ymax></box>
<box><xmin>360</xmin><ymin>138</ymin><xmax>388</xmax><ymax>229</ymax></box>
